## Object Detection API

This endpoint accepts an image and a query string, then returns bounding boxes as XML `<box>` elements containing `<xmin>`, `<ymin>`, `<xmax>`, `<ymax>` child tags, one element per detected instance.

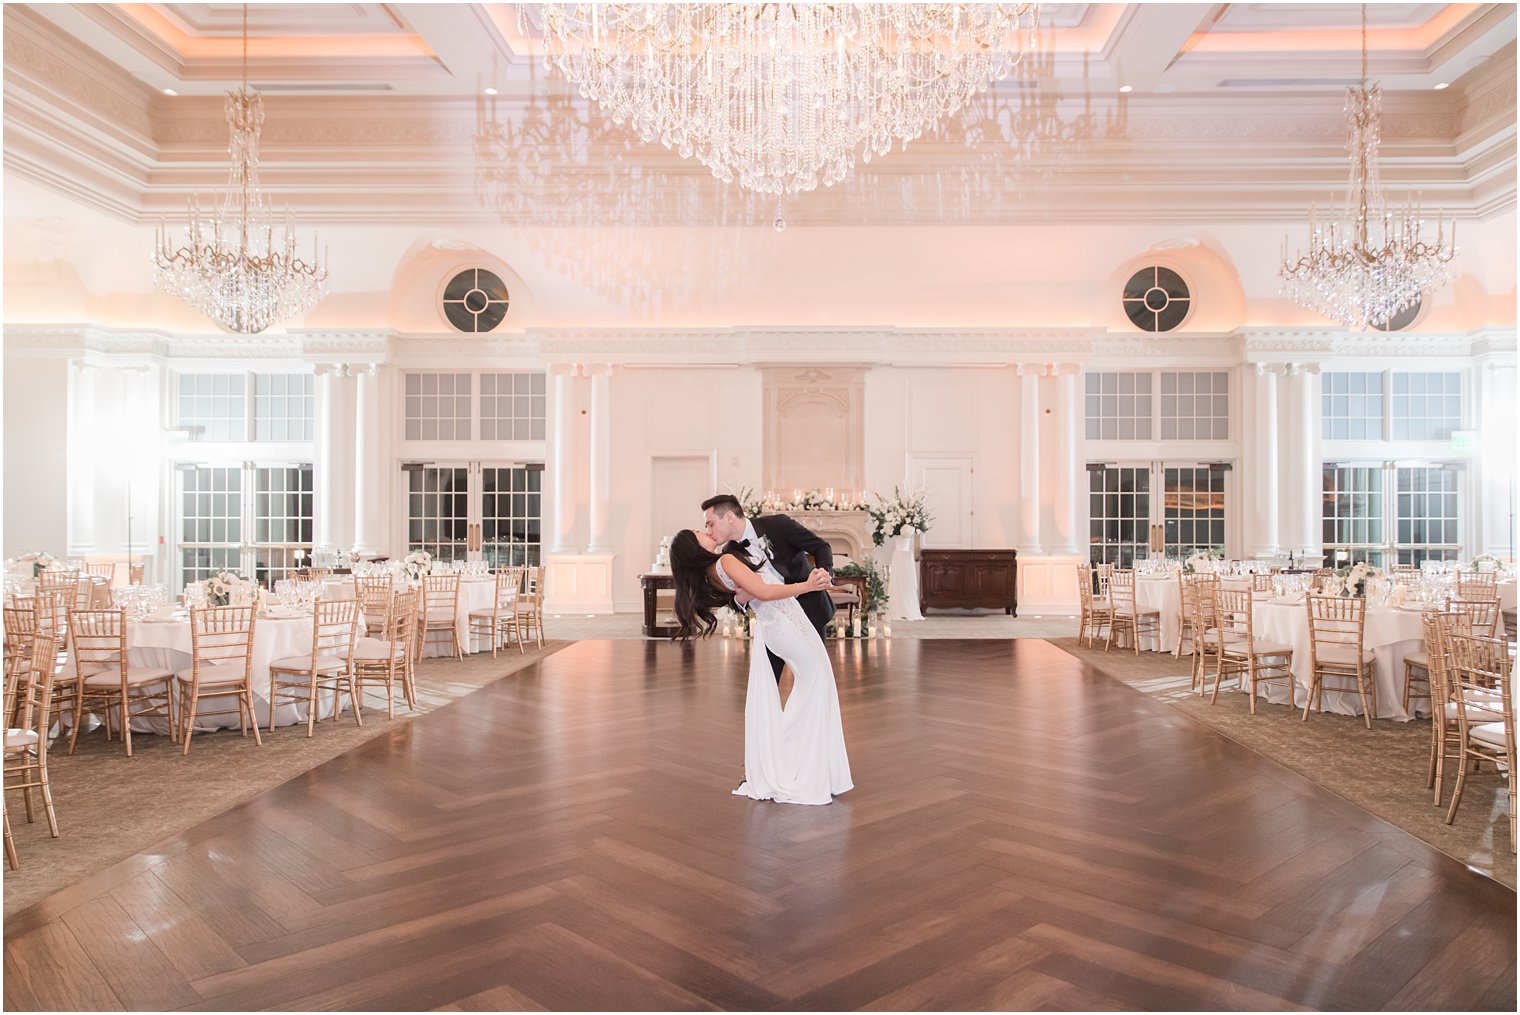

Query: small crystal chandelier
<box><xmin>526</xmin><ymin>3</ymin><xmax>1041</xmax><ymax>217</ymax></box>
<box><xmin>153</xmin><ymin>4</ymin><xmax>327</xmax><ymax>334</ymax></box>
<box><xmin>1279</xmin><ymin>3</ymin><xmax>1455</xmax><ymax>330</ymax></box>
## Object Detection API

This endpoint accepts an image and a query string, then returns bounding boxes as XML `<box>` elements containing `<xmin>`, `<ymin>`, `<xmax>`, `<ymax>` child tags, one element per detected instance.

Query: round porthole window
<box><xmin>441</xmin><ymin>268</ymin><xmax>510</xmax><ymax>333</ymax></box>
<box><xmin>1371</xmin><ymin>295</ymin><xmax>1421</xmax><ymax>332</ymax></box>
<box><xmin>1122</xmin><ymin>266</ymin><xmax>1191</xmax><ymax>332</ymax></box>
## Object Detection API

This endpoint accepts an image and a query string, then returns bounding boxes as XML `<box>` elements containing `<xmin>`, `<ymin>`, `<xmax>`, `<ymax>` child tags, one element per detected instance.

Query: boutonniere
<box><xmin>757</xmin><ymin>535</ymin><xmax>774</xmax><ymax>558</ymax></box>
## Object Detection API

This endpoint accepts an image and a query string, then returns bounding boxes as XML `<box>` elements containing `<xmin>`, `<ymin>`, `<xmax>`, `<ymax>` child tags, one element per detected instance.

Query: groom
<box><xmin>702</xmin><ymin>493</ymin><xmax>836</xmax><ymax>682</ymax></box>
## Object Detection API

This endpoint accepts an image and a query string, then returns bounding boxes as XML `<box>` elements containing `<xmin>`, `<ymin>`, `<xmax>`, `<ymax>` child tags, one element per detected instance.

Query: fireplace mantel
<box><xmin>767</xmin><ymin>509</ymin><xmax>874</xmax><ymax>563</ymax></box>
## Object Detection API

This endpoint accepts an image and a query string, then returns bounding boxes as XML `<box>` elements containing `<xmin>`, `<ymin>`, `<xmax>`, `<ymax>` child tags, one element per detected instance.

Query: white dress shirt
<box><xmin>741</xmin><ymin>519</ymin><xmax>784</xmax><ymax>582</ymax></box>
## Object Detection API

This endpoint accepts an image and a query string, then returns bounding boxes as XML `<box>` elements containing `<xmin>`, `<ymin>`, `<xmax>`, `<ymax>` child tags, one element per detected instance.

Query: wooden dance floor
<box><xmin>5</xmin><ymin>639</ymin><xmax>1515</xmax><ymax>1011</ymax></box>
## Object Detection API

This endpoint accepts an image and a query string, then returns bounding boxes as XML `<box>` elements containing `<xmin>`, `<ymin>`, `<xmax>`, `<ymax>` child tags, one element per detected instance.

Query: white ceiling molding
<box><xmin>6</xmin><ymin>325</ymin><xmax>1512</xmax><ymax>369</ymax></box>
<box><xmin>3</xmin><ymin>4</ymin><xmax>1514</xmax><ymax>227</ymax></box>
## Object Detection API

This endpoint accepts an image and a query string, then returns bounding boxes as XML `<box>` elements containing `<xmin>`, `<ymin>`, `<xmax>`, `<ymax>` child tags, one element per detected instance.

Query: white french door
<box><xmin>1087</xmin><ymin>460</ymin><xmax>1231</xmax><ymax>566</ymax></box>
<box><xmin>176</xmin><ymin>462</ymin><xmax>314</xmax><ymax>589</ymax></box>
<box><xmin>402</xmin><ymin>461</ymin><xmax>542</xmax><ymax>566</ymax></box>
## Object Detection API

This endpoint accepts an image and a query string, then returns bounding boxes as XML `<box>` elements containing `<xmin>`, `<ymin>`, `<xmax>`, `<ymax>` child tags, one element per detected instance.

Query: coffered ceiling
<box><xmin>3</xmin><ymin>3</ymin><xmax>1515</xmax><ymax>227</ymax></box>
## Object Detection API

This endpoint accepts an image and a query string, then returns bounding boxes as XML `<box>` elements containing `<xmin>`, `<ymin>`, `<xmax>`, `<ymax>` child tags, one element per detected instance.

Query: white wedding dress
<box><xmin>715</xmin><ymin>556</ymin><xmax>853</xmax><ymax>805</ymax></box>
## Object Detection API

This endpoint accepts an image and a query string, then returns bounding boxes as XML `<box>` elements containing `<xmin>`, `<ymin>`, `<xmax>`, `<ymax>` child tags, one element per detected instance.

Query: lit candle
<box><xmin>884</xmin><ymin>622</ymin><xmax>892</xmax><ymax>639</ymax></box>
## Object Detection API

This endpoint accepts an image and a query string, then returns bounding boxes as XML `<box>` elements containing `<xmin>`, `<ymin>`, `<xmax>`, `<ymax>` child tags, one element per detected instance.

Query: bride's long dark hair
<box><xmin>669</xmin><ymin>529</ymin><xmax>761</xmax><ymax>641</ymax></box>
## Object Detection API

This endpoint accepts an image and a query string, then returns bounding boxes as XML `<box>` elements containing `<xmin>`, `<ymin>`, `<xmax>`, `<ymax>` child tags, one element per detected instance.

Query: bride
<box><xmin>669</xmin><ymin>529</ymin><xmax>853</xmax><ymax>805</ymax></box>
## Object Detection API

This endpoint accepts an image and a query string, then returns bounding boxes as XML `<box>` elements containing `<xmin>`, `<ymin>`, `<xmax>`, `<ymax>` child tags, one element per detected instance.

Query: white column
<box><xmin>1049</xmin><ymin>364</ymin><xmax>1084</xmax><ymax>555</ymax></box>
<box><xmin>1477</xmin><ymin>363</ymin><xmax>1518</xmax><ymax>557</ymax></box>
<box><xmin>66</xmin><ymin>360</ymin><xmax>99</xmax><ymax>556</ymax></box>
<box><xmin>314</xmin><ymin>365</ymin><xmax>339</xmax><ymax>549</ymax></box>
<box><xmin>1016</xmin><ymin>364</ymin><xmax>1043</xmax><ymax>554</ymax></box>
<box><xmin>585</xmin><ymin>363</ymin><xmax>613</xmax><ymax>555</ymax></box>
<box><xmin>352</xmin><ymin>365</ymin><xmax>384</xmax><ymax>556</ymax></box>
<box><xmin>1280</xmin><ymin>363</ymin><xmax>1323</xmax><ymax>564</ymax></box>
<box><xmin>1249</xmin><ymin>364</ymin><xmax>1281</xmax><ymax>559</ymax></box>
<box><xmin>547</xmin><ymin>363</ymin><xmax>578</xmax><ymax>554</ymax></box>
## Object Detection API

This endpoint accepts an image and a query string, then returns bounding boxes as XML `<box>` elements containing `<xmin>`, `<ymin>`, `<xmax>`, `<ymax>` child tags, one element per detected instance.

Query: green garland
<box><xmin>834</xmin><ymin>559</ymin><xmax>888</xmax><ymax>618</ymax></box>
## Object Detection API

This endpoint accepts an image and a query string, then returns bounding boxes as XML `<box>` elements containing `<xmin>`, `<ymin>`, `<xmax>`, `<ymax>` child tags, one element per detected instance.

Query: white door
<box><xmin>907</xmin><ymin>455</ymin><xmax>974</xmax><ymax>548</ymax></box>
<box><xmin>401</xmin><ymin>460</ymin><xmax>543</xmax><ymax>565</ymax></box>
<box><xmin>650</xmin><ymin>456</ymin><xmax>713</xmax><ymax>552</ymax></box>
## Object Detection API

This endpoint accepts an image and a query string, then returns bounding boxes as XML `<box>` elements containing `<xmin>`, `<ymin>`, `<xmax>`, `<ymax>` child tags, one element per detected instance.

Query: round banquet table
<box><xmin>1206</xmin><ymin>598</ymin><xmax>1430</xmax><ymax>722</ymax></box>
<box><xmin>76</xmin><ymin>612</ymin><xmax>353</xmax><ymax>735</ymax></box>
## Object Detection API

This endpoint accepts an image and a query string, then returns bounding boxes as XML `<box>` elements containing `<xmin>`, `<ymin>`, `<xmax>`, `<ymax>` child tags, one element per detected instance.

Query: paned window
<box><xmin>177</xmin><ymin>464</ymin><xmax>314</xmax><ymax>590</ymax></box>
<box><xmin>1391</xmin><ymin>372</ymin><xmax>1462</xmax><ymax>441</ymax></box>
<box><xmin>177</xmin><ymin>374</ymin><xmax>248</xmax><ymax>441</ymax></box>
<box><xmin>1396</xmin><ymin>466</ymin><xmax>1460</xmax><ymax>565</ymax></box>
<box><xmin>406</xmin><ymin>466</ymin><xmax>470</xmax><ymax>560</ymax></box>
<box><xmin>1159</xmin><ymin>371</ymin><xmax>1229</xmax><ymax>440</ymax></box>
<box><xmin>404</xmin><ymin>373</ymin><xmax>473</xmax><ymax>441</ymax></box>
<box><xmin>1163</xmin><ymin>465</ymin><xmax>1226</xmax><ymax>554</ymax></box>
<box><xmin>1087</xmin><ymin>465</ymin><xmax>1150</xmax><ymax>567</ymax></box>
<box><xmin>1321</xmin><ymin>465</ymin><xmax>1386</xmax><ymax>567</ymax></box>
<box><xmin>253</xmin><ymin>374</ymin><xmax>315</xmax><ymax>441</ymax></box>
<box><xmin>1322</xmin><ymin>372</ymin><xmax>1385</xmax><ymax>441</ymax></box>
<box><xmin>481</xmin><ymin>466</ymin><xmax>543</xmax><ymax>567</ymax></box>
<box><xmin>1084</xmin><ymin>372</ymin><xmax>1153</xmax><ymax>441</ymax></box>
<box><xmin>480</xmin><ymin>373</ymin><xmax>547</xmax><ymax>441</ymax></box>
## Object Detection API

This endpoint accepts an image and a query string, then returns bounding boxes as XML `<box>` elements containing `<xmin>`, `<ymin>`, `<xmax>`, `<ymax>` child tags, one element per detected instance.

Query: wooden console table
<box><xmin>918</xmin><ymin>549</ymin><xmax>1018</xmax><ymax>616</ymax></box>
<box><xmin>639</xmin><ymin>573</ymin><xmax>678</xmax><ymax>638</ymax></box>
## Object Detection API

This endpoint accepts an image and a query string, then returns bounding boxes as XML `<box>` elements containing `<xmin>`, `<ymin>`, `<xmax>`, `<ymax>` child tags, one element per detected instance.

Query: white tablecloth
<box><xmin>118</xmin><ymin>613</ymin><xmax>347</xmax><ymax>733</ymax></box>
<box><xmin>319</xmin><ymin>576</ymin><xmax>500</xmax><ymax>656</ymax></box>
<box><xmin>1135</xmin><ymin>576</ymin><xmax>1181</xmax><ymax>653</ymax></box>
<box><xmin>1499</xmin><ymin>580</ymin><xmax>1516</xmax><ymax>612</ymax></box>
<box><xmin>1224</xmin><ymin>600</ymin><xmax>1429</xmax><ymax>722</ymax></box>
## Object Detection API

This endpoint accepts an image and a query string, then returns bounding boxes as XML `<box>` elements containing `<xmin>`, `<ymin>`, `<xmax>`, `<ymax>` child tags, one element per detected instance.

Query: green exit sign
<box><xmin>1450</xmin><ymin>430</ymin><xmax>1476</xmax><ymax>454</ymax></box>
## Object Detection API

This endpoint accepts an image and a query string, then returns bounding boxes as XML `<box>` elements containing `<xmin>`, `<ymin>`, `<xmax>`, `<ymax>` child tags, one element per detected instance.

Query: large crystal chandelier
<box><xmin>1279</xmin><ymin>3</ymin><xmax>1455</xmax><ymax>330</ymax></box>
<box><xmin>153</xmin><ymin>5</ymin><xmax>327</xmax><ymax>334</ymax></box>
<box><xmin>527</xmin><ymin>3</ymin><xmax>1041</xmax><ymax>210</ymax></box>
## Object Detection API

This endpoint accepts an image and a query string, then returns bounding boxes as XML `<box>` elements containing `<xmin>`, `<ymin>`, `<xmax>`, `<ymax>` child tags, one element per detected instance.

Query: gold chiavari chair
<box><xmin>512</xmin><ymin>566</ymin><xmax>546</xmax><ymax>650</ymax></box>
<box><xmin>82</xmin><ymin>562</ymin><xmax>115</xmax><ymax>582</ymax></box>
<box><xmin>3</xmin><ymin>606</ymin><xmax>38</xmax><ymax>686</ymax></box>
<box><xmin>303</xmin><ymin>567</ymin><xmax>335</xmax><ymax>580</ymax></box>
<box><xmin>354</xmin><ymin>588</ymin><xmax>418</xmax><ymax>717</ymax></box>
<box><xmin>128</xmin><ymin>563</ymin><xmax>145</xmax><ymax>586</ymax></box>
<box><xmin>1176</xmin><ymin>571</ymin><xmax>1217</xmax><ymax>659</ymax></box>
<box><xmin>2</xmin><ymin>662</ymin><xmax>19</xmax><ymax>869</ymax></box>
<box><xmin>469</xmin><ymin>567</ymin><xmax>525</xmax><ymax>657</ymax></box>
<box><xmin>1443</xmin><ymin>632</ymin><xmax>1515</xmax><ymax>851</ymax></box>
<box><xmin>1456</xmin><ymin>570</ymin><xmax>1500</xmax><ymax>595</ymax></box>
<box><xmin>1303</xmin><ymin>594</ymin><xmax>1376</xmax><ymax>729</ymax></box>
<box><xmin>1453</xmin><ymin>584</ymin><xmax>1500</xmax><ymax>604</ymax></box>
<box><xmin>417</xmin><ymin>574</ymin><xmax>463</xmax><ymax>660</ymax></box>
<box><xmin>1421</xmin><ymin>612</ymin><xmax>1495</xmax><ymax>805</ymax></box>
<box><xmin>5</xmin><ymin>631</ymin><xmax>62</xmax><ymax>846</ymax></box>
<box><xmin>67</xmin><ymin>608</ymin><xmax>176</xmax><ymax>757</ymax></box>
<box><xmin>353</xmin><ymin>574</ymin><xmax>395</xmax><ymax>636</ymax></box>
<box><xmin>175</xmin><ymin>606</ymin><xmax>262</xmax><ymax>755</ymax></box>
<box><xmin>1106</xmin><ymin>569</ymin><xmax>1160</xmax><ymax>655</ymax></box>
<box><xmin>1213</xmin><ymin>588</ymin><xmax>1294</xmax><ymax>713</ymax></box>
<box><xmin>268</xmin><ymin>598</ymin><xmax>361</xmax><ymax>737</ymax></box>
<box><xmin>1075</xmin><ymin>564</ymin><xmax>1113</xmax><ymax>648</ymax></box>
<box><xmin>1250</xmin><ymin>572</ymin><xmax>1275</xmax><ymax>594</ymax></box>
<box><xmin>1390</xmin><ymin>564</ymin><xmax>1420</xmax><ymax>584</ymax></box>
<box><xmin>1448</xmin><ymin>597</ymin><xmax>1501</xmax><ymax>639</ymax></box>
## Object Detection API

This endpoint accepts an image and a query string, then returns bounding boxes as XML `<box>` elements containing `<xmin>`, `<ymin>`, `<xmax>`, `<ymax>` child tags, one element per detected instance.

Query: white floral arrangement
<box><xmin>6</xmin><ymin>551</ymin><xmax>58</xmax><ymax>577</ymax></box>
<box><xmin>202</xmin><ymin>570</ymin><xmax>254</xmax><ymax>607</ymax></box>
<box><xmin>1335</xmin><ymin>560</ymin><xmax>1384</xmax><ymax>598</ymax></box>
<box><xmin>867</xmin><ymin>487</ymin><xmax>932</xmax><ymax>547</ymax></box>
<box><xmin>403</xmin><ymin>549</ymin><xmax>433</xmax><ymax>578</ymax></box>
<box><xmin>1470</xmin><ymin>553</ymin><xmax>1502</xmax><ymax>573</ymax></box>
<box><xmin>751</xmin><ymin>488</ymin><xmax>850</xmax><ymax>513</ymax></box>
<box><xmin>1183</xmin><ymin>548</ymin><xmax>1224</xmax><ymax>574</ymax></box>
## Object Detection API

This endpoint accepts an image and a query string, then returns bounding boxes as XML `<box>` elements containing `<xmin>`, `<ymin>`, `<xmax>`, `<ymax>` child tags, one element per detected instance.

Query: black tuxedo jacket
<box><xmin>751</xmin><ymin>513</ymin><xmax>836</xmax><ymax>630</ymax></box>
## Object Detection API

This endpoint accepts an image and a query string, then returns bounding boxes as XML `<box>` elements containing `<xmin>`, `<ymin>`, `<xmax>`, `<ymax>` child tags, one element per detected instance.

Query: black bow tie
<box><xmin>735</xmin><ymin>538</ymin><xmax>752</xmax><ymax>548</ymax></box>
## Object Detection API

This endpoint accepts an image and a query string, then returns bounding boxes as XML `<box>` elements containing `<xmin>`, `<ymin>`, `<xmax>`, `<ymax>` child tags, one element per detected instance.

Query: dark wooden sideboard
<box><xmin>918</xmin><ymin>549</ymin><xmax>1018</xmax><ymax>616</ymax></box>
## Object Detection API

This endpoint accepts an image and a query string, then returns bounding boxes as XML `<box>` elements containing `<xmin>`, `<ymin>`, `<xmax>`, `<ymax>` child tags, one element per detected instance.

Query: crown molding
<box><xmin>3</xmin><ymin>4</ymin><xmax>1514</xmax><ymax>228</ymax></box>
<box><xmin>10</xmin><ymin>324</ymin><xmax>1513</xmax><ymax>369</ymax></box>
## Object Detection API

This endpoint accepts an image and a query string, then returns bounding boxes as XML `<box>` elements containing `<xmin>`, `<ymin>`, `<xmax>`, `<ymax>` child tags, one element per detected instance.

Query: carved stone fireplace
<box><xmin>777</xmin><ymin>509</ymin><xmax>873</xmax><ymax>563</ymax></box>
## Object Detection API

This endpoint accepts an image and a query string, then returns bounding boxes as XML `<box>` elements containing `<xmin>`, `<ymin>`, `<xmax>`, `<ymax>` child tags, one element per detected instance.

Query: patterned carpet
<box><xmin>1050</xmin><ymin>637</ymin><xmax>1517</xmax><ymax>890</ymax></box>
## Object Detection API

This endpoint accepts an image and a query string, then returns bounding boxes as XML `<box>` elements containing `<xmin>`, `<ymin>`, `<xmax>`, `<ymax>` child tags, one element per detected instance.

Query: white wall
<box><xmin>2</xmin><ymin>355</ymin><xmax>69</xmax><ymax>558</ymax></box>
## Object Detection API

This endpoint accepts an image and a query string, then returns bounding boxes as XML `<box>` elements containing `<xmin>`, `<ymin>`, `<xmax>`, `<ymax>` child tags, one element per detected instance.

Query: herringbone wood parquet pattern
<box><xmin>4</xmin><ymin>639</ymin><xmax>1515</xmax><ymax>1011</ymax></box>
